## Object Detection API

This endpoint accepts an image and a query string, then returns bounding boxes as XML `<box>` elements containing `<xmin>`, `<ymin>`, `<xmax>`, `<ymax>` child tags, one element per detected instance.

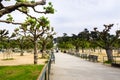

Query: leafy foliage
<box><xmin>6</xmin><ymin>14</ymin><xmax>14</xmax><ymax>22</ymax></box>
<box><xmin>44</xmin><ymin>2</ymin><xmax>55</xmax><ymax>14</ymax></box>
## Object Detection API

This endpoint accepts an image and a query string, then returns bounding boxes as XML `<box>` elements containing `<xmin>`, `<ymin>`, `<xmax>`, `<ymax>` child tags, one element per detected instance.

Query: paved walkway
<box><xmin>50</xmin><ymin>52</ymin><xmax>120</xmax><ymax>80</ymax></box>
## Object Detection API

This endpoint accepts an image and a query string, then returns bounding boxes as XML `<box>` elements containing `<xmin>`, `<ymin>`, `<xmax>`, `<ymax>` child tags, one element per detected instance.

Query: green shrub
<box><xmin>104</xmin><ymin>61</ymin><xmax>112</xmax><ymax>64</ymax></box>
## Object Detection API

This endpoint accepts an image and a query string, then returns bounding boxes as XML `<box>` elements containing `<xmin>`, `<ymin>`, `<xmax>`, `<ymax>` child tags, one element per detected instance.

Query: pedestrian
<box><xmin>51</xmin><ymin>51</ymin><xmax>55</xmax><ymax>63</ymax></box>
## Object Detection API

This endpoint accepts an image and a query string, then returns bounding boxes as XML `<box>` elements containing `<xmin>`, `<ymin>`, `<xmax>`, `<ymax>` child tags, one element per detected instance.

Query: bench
<box><xmin>88</xmin><ymin>55</ymin><xmax>98</xmax><ymax>62</ymax></box>
<box><xmin>80</xmin><ymin>54</ymin><xmax>88</xmax><ymax>59</ymax></box>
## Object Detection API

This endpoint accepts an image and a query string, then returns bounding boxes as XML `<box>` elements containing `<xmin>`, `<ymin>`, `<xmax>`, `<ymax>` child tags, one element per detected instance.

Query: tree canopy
<box><xmin>0</xmin><ymin>0</ymin><xmax>54</xmax><ymax>25</ymax></box>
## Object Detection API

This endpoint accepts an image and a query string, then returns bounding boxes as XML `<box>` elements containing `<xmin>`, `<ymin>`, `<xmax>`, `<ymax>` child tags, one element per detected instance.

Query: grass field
<box><xmin>0</xmin><ymin>65</ymin><xmax>44</xmax><ymax>80</ymax></box>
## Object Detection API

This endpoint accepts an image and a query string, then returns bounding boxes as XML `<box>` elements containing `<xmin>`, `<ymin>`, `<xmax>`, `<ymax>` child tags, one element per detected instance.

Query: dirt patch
<box><xmin>0</xmin><ymin>52</ymin><xmax>47</xmax><ymax>66</ymax></box>
<box><xmin>78</xmin><ymin>49</ymin><xmax>120</xmax><ymax>62</ymax></box>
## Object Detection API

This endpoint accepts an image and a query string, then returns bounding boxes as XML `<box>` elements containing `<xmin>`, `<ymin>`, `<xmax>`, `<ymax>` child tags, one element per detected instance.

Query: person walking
<box><xmin>51</xmin><ymin>50</ymin><xmax>55</xmax><ymax>63</ymax></box>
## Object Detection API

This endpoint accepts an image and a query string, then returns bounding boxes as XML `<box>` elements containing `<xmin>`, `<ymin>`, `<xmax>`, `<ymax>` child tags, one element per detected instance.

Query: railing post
<box><xmin>37</xmin><ymin>53</ymin><xmax>52</xmax><ymax>80</ymax></box>
<box><xmin>103</xmin><ymin>56</ymin><xmax>104</xmax><ymax>64</ymax></box>
<box><xmin>48</xmin><ymin>63</ymin><xmax>50</xmax><ymax>80</ymax></box>
<box><xmin>44</xmin><ymin>71</ymin><xmax>47</xmax><ymax>80</ymax></box>
<box><xmin>48</xmin><ymin>62</ymin><xmax>50</xmax><ymax>80</ymax></box>
<box><xmin>48</xmin><ymin>58</ymin><xmax>51</xmax><ymax>80</ymax></box>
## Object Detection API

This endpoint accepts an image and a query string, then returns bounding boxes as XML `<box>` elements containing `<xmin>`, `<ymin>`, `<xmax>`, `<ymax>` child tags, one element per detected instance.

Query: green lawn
<box><xmin>0</xmin><ymin>65</ymin><xmax>44</xmax><ymax>80</ymax></box>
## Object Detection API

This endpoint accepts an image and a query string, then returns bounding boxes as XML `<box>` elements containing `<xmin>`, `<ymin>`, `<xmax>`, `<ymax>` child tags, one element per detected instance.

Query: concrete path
<box><xmin>50</xmin><ymin>52</ymin><xmax>120</xmax><ymax>80</ymax></box>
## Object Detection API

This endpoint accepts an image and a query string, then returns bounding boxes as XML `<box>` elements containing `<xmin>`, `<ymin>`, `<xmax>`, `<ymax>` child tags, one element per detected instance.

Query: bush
<box><xmin>104</xmin><ymin>61</ymin><xmax>112</xmax><ymax>64</ymax></box>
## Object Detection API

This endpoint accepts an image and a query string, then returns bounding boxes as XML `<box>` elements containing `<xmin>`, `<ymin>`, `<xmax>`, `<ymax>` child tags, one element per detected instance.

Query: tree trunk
<box><xmin>82</xmin><ymin>47</ymin><xmax>84</xmax><ymax>53</ymax></box>
<box><xmin>93</xmin><ymin>47</ymin><xmax>96</xmax><ymax>52</ymax></box>
<box><xmin>20</xmin><ymin>50</ymin><xmax>24</xmax><ymax>56</ymax></box>
<box><xmin>41</xmin><ymin>43</ymin><xmax>46</xmax><ymax>58</ymax></box>
<box><xmin>20</xmin><ymin>38</ymin><xmax>24</xmax><ymax>56</ymax></box>
<box><xmin>20</xmin><ymin>44</ymin><xmax>24</xmax><ymax>56</ymax></box>
<box><xmin>75</xmin><ymin>46</ymin><xmax>79</xmax><ymax>53</ymax></box>
<box><xmin>34</xmin><ymin>40</ymin><xmax>38</xmax><ymax>64</ymax></box>
<box><xmin>105</xmin><ymin>48</ymin><xmax>113</xmax><ymax>62</ymax></box>
<box><xmin>99</xmin><ymin>48</ymin><xmax>102</xmax><ymax>53</ymax></box>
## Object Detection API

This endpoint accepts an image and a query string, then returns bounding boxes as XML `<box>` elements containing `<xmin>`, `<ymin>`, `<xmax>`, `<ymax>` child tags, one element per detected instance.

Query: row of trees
<box><xmin>0</xmin><ymin>29</ymin><xmax>54</xmax><ymax>52</ymax></box>
<box><xmin>56</xmin><ymin>24</ymin><xmax>120</xmax><ymax>62</ymax></box>
<box><xmin>0</xmin><ymin>0</ymin><xmax>55</xmax><ymax>64</ymax></box>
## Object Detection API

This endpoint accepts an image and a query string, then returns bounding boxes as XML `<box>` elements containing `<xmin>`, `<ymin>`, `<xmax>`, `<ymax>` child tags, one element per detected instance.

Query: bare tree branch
<box><xmin>32</xmin><ymin>7</ymin><xmax>46</xmax><ymax>14</ymax></box>
<box><xmin>0</xmin><ymin>2</ymin><xmax>4</xmax><ymax>10</ymax></box>
<box><xmin>37</xmin><ymin>28</ymin><xmax>48</xmax><ymax>38</ymax></box>
<box><xmin>0</xmin><ymin>0</ymin><xmax>46</xmax><ymax>17</ymax></box>
<box><xmin>0</xmin><ymin>19</ymin><xmax>23</xmax><ymax>25</ymax></box>
<box><xmin>17</xmin><ymin>8</ymin><xmax>41</xmax><ymax>23</ymax></box>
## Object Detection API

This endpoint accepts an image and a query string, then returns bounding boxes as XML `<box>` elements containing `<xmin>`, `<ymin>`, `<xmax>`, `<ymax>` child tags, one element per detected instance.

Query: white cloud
<box><xmin>1</xmin><ymin>0</ymin><xmax>120</xmax><ymax>37</ymax></box>
<box><xmin>47</xmin><ymin>0</ymin><xmax>120</xmax><ymax>36</ymax></box>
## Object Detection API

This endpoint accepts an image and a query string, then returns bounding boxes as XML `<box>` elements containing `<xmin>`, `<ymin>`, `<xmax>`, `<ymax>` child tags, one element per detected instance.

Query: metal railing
<box><xmin>112</xmin><ymin>56</ymin><xmax>120</xmax><ymax>64</ymax></box>
<box><xmin>103</xmin><ymin>56</ymin><xmax>120</xmax><ymax>64</ymax></box>
<box><xmin>37</xmin><ymin>55</ymin><xmax>52</xmax><ymax>80</ymax></box>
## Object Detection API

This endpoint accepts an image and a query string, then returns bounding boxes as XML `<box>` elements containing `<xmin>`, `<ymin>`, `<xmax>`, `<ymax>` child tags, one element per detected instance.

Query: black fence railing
<box><xmin>112</xmin><ymin>56</ymin><xmax>120</xmax><ymax>67</ymax></box>
<box><xmin>103</xmin><ymin>56</ymin><xmax>120</xmax><ymax>63</ymax></box>
<box><xmin>103</xmin><ymin>56</ymin><xmax>120</xmax><ymax>67</ymax></box>
<box><xmin>37</xmin><ymin>55</ymin><xmax>52</xmax><ymax>80</ymax></box>
<box><xmin>67</xmin><ymin>52</ymin><xmax>98</xmax><ymax>62</ymax></box>
<box><xmin>68</xmin><ymin>52</ymin><xmax>120</xmax><ymax>67</ymax></box>
<box><xmin>112</xmin><ymin>56</ymin><xmax>120</xmax><ymax>64</ymax></box>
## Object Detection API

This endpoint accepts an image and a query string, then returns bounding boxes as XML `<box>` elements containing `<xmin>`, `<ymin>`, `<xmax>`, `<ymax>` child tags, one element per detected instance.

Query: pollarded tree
<box><xmin>77</xmin><ymin>28</ymin><xmax>90</xmax><ymax>53</ymax></box>
<box><xmin>14</xmin><ymin>24</ymin><xmax>28</xmax><ymax>56</ymax></box>
<box><xmin>5</xmin><ymin>32</ymin><xmax>16</xmax><ymax>58</ymax></box>
<box><xmin>0</xmin><ymin>29</ymin><xmax>16</xmax><ymax>58</ymax></box>
<box><xmin>39</xmin><ymin>35</ymin><xmax>53</xmax><ymax>58</ymax></box>
<box><xmin>18</xmin><ymin>36</ymin><xmax>25</xmax><ymax>56</ymax></box>
<box><xmin>0</xmin><ymin>29</ymin><xmax>9</xmax><ymax>49</ymax></box>
<box><xmin>0</xmin><ymin>29</ymin><xmax>8</xmax><ymax>41</ymax></box>
<box><xmin>39</xmin><ymin>29</ymin><xmax>55</xmax><ymax>58</ymax></box>
<box><xmin>71</xmin><ymin>34</ymin><xmax>81</xmax><ymax>53</ymax></box>
<box><xmin>90</xmin><ymin>24</ymin><xmax>120</xmax><ymax>62</ymax></box>
<box><xmin>6</xmin><ymin>32</ymin><xmax>16</xmax><ymax>49</ymax></box>
<box><xmin>0</xmin><ymin>0</ymin><xmax>55</xmax><ymax>64</ymax></box>
<box><xmin>57</xmin><ymin>42</ymin><xmax>73</xmax><ymax>50</ymax></box>
<box><xmin>56</xmin><ymin>33</ymin><xmax>74</xmax><ymax>51</ymax></box>
<box><xmin>9</xmin><ymin>39</ymin><xmax>21</xmax><ymax>49</ymax></box>
<box><xmin>16</xmin><ymin>16</ymin><xmax>52</xmax><ymax>64</ymax></box>
<box><xmin>46</xmin><ymin>38</ymin><xmax>54</xmax><ymax>49</ymax></box>
<box><xmin>21</xmin><ymin>36</ymin><xmax>34</xmax><ymax>50</ymax></box>
<box><xmin>89</xmin><ymin>41</ymin><xmax>98</xmax><ymax>52</ymax></box>
<box><xmin>17</xmin><ymin>36</ymin><xmax>34</xmax><ymax>55</ymax></box>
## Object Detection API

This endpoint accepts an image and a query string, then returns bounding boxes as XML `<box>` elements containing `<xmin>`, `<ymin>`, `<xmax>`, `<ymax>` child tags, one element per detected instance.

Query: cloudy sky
<box><xmin>1</xmin><ymin>0</ymin><xmax>120</xmax><ymax>37</ymax></box>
